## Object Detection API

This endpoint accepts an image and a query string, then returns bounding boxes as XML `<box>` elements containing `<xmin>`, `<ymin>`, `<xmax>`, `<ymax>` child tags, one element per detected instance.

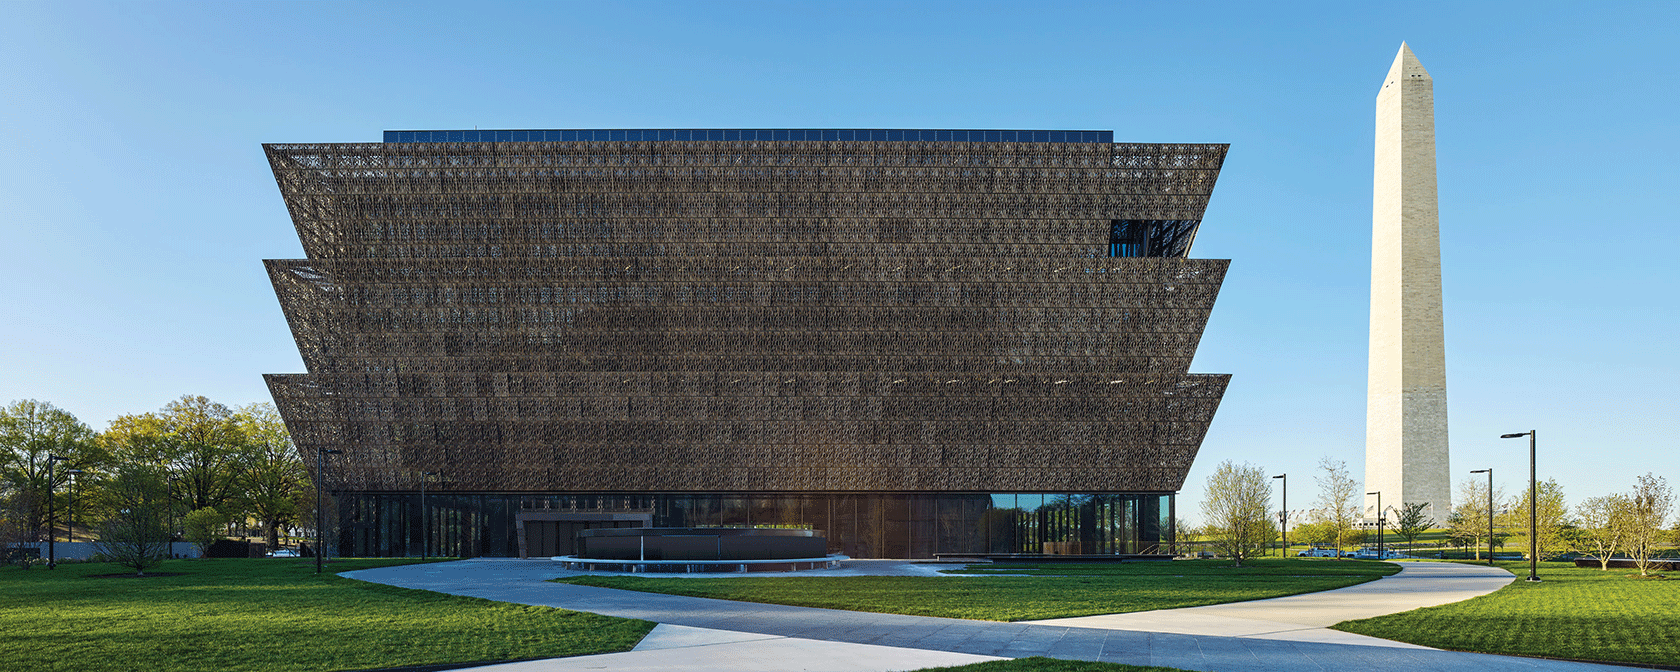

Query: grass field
<box><xmin>555</xmin><ymin>558</ymin><xmax>1400</xmax><ymax>622</ymax></box>
<box><xmin>0</xmin><ymin>558</ymin><xmax>653</xmax><ymax>672</ymax></box>
<box><xmin>915</xmin><ymin>657</ymin><xmax>1192</xmax><ymax>672</ymax></box>
<box><xmin>1334</xmin><ymin>561</ymin><xmax>1680</xmax><ymax>666</ymax></box>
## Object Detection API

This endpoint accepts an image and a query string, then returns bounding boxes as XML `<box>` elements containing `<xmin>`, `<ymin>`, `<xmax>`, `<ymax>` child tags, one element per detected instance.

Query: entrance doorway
<box><xmin>515</xmin><ymin>511</ymin><xmax>651</xmax><ymax>558</ymax></box>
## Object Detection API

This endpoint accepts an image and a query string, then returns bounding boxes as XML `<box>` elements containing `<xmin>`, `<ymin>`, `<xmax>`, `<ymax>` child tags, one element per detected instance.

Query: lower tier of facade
<box><xmin>332</xmin><ymin>491</ymin><xmax>1175</xmax><ymax>559</ymax></box>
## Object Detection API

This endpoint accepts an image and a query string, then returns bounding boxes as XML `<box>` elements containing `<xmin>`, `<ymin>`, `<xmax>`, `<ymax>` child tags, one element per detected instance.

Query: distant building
<box><xmin>264</xmin><ymin>128</ymin><xmax>1232</xmax><ymax>558</ymax></box>
<box><xmin>1366</xmin><ymin>46</ymin><xmax>1452</xmax><ymax>524</ymax></box>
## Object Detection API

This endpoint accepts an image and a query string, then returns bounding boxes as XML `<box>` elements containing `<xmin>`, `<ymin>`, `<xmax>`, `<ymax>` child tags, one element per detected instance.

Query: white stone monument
<box><xmin>1366</xmin><ymin>43</ymin><xmax>1451</xmax><ymax>525</ymax></box>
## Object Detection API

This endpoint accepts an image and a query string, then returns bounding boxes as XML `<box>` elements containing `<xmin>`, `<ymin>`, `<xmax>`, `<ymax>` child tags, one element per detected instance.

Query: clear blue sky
<box><xmin>3</xmin><ymin>1</ymin><xmax>1676</xmax><ymax>522</ymax></box>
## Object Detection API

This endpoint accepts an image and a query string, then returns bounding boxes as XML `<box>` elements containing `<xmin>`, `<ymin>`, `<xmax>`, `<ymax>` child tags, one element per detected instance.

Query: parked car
<box><xmin>270</xmin><ymin>548</ymin><xmax>300</xmax><ymax>558</ymax></box>
<box><xmin>1297</xmin><ymin>547</ymin><xmax>1343</xmax><ymax>558</ymax></box>
<box><xmin>1352</xmin><ymin>548</ymin><xmax>1407</xmax><ymax>560</ymax></box>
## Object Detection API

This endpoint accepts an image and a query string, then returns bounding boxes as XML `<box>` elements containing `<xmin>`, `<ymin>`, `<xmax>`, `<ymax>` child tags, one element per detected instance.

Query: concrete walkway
<box><xmin>456</xmin><ymin>624</ymin><xmax>1004</xmax><ymax>671</ymax></box>
<box><xmin>1026</xmin><ymin>561</ymin><xmax>1516</xmax><ymax>646</ymax></box>
<box><xmin>344</xmin><ymin>559</ymin><xmax>1636</xmax><ymax>672</ymax></box>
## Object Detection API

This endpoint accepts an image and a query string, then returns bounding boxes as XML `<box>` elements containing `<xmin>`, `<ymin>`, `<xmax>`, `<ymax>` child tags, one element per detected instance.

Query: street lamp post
<box><xmin>420</xmin><ymin>471</ymin><xmax>438</xmax><ymax>559</ymax></box>
<box><xmin>1470</xmin><ymin>469</ymin><xmax>1493</xmax><ymax>565</ymax></box>
<box><xmin>46</xmin><ymin>454</ymin><xmax>69</xmax><ymax>569</ymax></box>
<box><xmin>66</xmin><ymin>469</ymin><xmax>84</xmax><ymax>544</ymax></box>
<box><xmin>166</xmin><ymin>473</ymin><xmax>177</xmax><ymax>547</ymax></box>
<box><xmin>1366</xmin><ymin>491</ymin><xmax>1383</xmax><ymax>560</ymax></box>
<box><xmin>316</xmin><ymin>448</ymin><xmax>342</xmax><ymax>574</ymax></box>
<box><xmin>1272</xmin><ymin>474</ymin><xmax>1287</xmax><ymax>557</ymax></box>
<box><xmin>1501</xmin><ymin>431</ymin><xmax>1540</xmax><ymax>582</ymax></box>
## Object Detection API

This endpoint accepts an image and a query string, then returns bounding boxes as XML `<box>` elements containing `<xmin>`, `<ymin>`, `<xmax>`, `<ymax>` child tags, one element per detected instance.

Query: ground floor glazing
<box><xmin>333</xmin><ymin>492</ymin><xmax>1174</xmax><ymax>559</ymax></box>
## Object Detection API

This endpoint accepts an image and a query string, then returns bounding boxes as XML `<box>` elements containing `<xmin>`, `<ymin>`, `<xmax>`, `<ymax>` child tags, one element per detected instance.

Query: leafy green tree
<box><xmin>1621</xmin><ymin>473</ymin><xmax>1673</xmax><ymax>577</ymax></box>
<box><xmin>0</xmin><ymin>400</ymin><xmax>104</xmax><ymax>541</ymax></box>
<box><xmin>1199</xmin><ymin>461</ymin><xmax>1275</xmax><ymax>566</ymax></box>
<box><xmin>1509</xmin><ymin>478</ymin><xmax>1572</xmax><ymax>561</ymax></box>
<box><xmin>232</xmin><ymin>403</ymin><xmax>305</xmax><ymax>549</ymax></box>
<box><xmin>1310</xmin><ymin>457</ymin><xmax>1359</xmax><ymax>558</ymax></box>
<box><xmin>1294</xmin><ymin>519</ymin><xmax>1336</xmax><ymax>548</ymax></box>
<box><xmin>1575</xmin><ymin>494</ymin><xmax>1630</xmax><ymax>570</ymax></box>
<box><xmin>159</xmin><ymin>396</ymin><xmax>245</xmax><ymax>512</ymax></box>
<box><xmin>183</xmin><ymin>506</ymin><xmax>228</xmax><ymax>558</ymax></box>
<box><xmin>1394</xmin><ymin>502</ymin><xmax>1433</xmax><ymax>550</ymax></box>
<box><xmin>92</xmin><ymin>465</ymin><xmax>171</xmax><ymax>575</ymax></box>
<box><xmin>101</xmin><ymin>395</ymin><xmax>248</xmax><ymax>528</ymax></box>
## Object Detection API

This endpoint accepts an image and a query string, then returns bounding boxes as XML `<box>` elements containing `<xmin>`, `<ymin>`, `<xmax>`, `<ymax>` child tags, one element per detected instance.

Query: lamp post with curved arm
<box><xmin>1500</xmin><ymin>431</ymin><xmax>1540</xmax><ymax>582</ymax></box>
<box><xmin>1272</xmin><ymin>474</ymin><xmax>1286</xmax><ymax>557</ymax></box>
<box><xmin>1470</xmin><ymin>469</ymin><xmax>1493</xmax><ymax>565</ymax></box>
<box><xmin>1366</xmin><ymin>491</ymin><xmax>1383</xmax><ymax>560</ymax></box>
<box><xmin>46</xmin><ymin>454</ymin><xmax>69</xmax><ymax>569</ymax></box>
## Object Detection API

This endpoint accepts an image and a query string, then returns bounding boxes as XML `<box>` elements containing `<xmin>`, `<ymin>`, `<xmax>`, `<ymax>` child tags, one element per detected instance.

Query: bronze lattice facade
<box><xmin>264</xmin><ymin>129</ymin><xmax>1230</xmax><ymax>558</ymax></box>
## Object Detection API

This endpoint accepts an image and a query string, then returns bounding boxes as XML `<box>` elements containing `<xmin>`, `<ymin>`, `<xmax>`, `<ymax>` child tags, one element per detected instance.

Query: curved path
<box><xmin>345</xmin><ymin>559</ymin><xmax>1635</xmax><ymax>672</ymax></box>
<box><xmin>1027</xmin><ymin>561</ymin><xmax>1516</xmax><ymax>644</ymax></box>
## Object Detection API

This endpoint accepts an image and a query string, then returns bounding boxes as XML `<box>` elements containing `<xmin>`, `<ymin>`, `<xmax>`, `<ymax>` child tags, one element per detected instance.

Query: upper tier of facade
<box><xmin>384</xmin><ymin>129</ymin><xmax>1114</xmax><ymax>144</ymax></box>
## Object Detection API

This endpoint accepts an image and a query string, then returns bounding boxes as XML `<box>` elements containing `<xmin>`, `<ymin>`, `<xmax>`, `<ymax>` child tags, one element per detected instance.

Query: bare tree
<box><xmin>1622</xmin><ymin>473</ymin><xmax>1673</xmax><ymax>577</ymax></box>
<box><xmin>92</xmin><ymin>465</ymin><xmax>171</xmax><ymax>575</ymax></box>
<box><xmin>1575</xmin><ymin>494</ymin><xmax>1630</xmax><ymax>570</ymax></box>
<box><xmin>1200</xmin><ymin>461</ymin><xmax>1275</xmax><ymax>566</ymax></box>
<box><xmin>1311</xmin><ymin>458</ymin><xmax>1358</xmax><ymax>558</ymax></box>
<box><xmin>1448</xmin><ymin>477</ymin><xmax>1506</xmax><ymax>560</ymax></box>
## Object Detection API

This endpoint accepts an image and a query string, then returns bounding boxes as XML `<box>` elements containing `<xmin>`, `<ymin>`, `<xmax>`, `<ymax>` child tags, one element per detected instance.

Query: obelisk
<box><xmin>1366</xmin><ymin>43</ymin><xmax>1450</xmax><ymax>524</ymax></box>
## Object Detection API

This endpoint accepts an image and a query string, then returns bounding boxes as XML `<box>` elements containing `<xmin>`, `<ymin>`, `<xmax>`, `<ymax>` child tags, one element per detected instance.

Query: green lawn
<box><xmin>0</xmin><ymin>558</ymin><xmax>653</xmax><ymax>672</ymax></box>
<box><xmin>1334</xmin><ymin>561</ymin><xmax>1679</xmax><ymax>666</ymax></box>
<box><xmin>555</xmin><ymin>558</ymin><xmax>1400</xmax><ymax>622</ymax></box>
<box><xmin>915</xmin><ymin>657</ymin><xmax>1191</xmax><ymax>672</ymax></box>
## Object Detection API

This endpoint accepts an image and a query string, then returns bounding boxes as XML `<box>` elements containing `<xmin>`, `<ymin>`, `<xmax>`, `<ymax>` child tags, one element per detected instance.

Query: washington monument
<box><xmin>1366</xmin><ymin>43</ymin><xmax>1451</xmax><ymax>523</ymax></box>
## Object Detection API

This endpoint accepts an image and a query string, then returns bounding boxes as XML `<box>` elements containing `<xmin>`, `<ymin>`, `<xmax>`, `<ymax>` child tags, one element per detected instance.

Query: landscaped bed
<box><xmin>1333</xmin><ymin>560</ymin><xmax>1679</xmax><ymax>667</ymax></box>
<box><xmin>0</xmin><ymin>558</ymin><xmax>653</xmax><ymax>672</ymax></box>
<box><xmin>554</xmin><ymin>557</ymin><xmax>1400</xmax><ymax>622</ymax></box>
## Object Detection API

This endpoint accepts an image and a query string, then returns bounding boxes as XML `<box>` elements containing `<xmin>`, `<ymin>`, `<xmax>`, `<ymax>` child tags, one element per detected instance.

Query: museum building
<box><xmin>264</xmin><ymin>129</ymin><xmax>1231</xmax><ymax>558</ymax></box>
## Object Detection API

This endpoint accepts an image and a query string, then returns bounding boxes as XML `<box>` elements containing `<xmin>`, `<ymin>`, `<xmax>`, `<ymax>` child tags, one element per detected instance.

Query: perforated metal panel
<box><xmin>265</xmin><ymin>136</ymin><xmax>1231</xmax><ymax>496</ymax></box>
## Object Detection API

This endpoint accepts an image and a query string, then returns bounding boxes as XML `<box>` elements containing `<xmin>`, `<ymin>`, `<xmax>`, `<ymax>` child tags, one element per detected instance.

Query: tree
<box><xmin>1394</xmin><ymin>502</ymin><xmax>1433</xmax><ymax>550</ymax></box>
<box><xmin>1199</xmin><ymin>461</ymin><xmax>1275</xmax><ymax>566</ymax></box>
<box><xmin>1509</xmin><ymin>478</ymin><xmax>1572</xmax><ymax>561</ymax></box>
<box><xmin>1294</xmin><ymin>519</ymin><xmax>1336</xmax><ymax>548</ymax></box>
<box><xmin>92</xmin><ymin>465</ymin><xmax>171</xmax><ymax>575</ymax></box>
<box><xmin>1447</xmin><ymin>477</ymin><xmax>1506</xmax><ymax>560</ymax></box>
<box><xmin>0</xmin><ymin>400</ymin><xmax>104</xmax><ymax>542</ymax></box>
<box><xmin>1575</xmin><ymin>494</ymin><xmax>1630</xmax><ymax>570</ymax></box>
<box><xmin>1310</xmin><ymin>458</ymin><xmax>1358</xmax><ymax>558</ymax></box>
<box><xmin>102</xmin><ymin>395</ymin><xmax>249</xmax><ymax>531</ymax></box>
<box><xmin>158</xmin><ymin>396</ymin><xmax>245</xmax><ymax>513</ymax></box>
<box><xmin>183</xmin><ymin>507</ymin><xmax>228</xmax><ymax>558</ymax></box>
<box><xmin>232</xmin><ymin>403</ymin><xmax>305</xmax><ymax>550</ymax></box>
<box><xmin>1621</xmin><ymin>473</ymin><xmax>1673</xmax><ymax>577</ymax></box>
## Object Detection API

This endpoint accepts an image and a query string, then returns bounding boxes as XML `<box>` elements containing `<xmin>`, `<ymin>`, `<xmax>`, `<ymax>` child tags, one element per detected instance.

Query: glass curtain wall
<box><xmin>337</xmin><ymin>492</ymin><xmax>1172</xmax><ymax>558</ymax></box>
